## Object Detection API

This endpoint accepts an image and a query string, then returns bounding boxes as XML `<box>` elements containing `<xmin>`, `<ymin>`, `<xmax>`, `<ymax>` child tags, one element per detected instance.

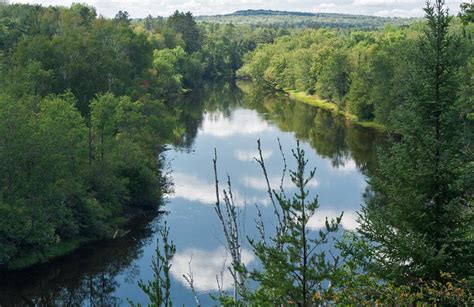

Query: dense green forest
<box><xmin>0</xmin><ymin>0</ymin><xmax>473</xmax><ymax>305</ymax></box>
<box><xmin>197</xmin><ymin>9</ymin><xmax>414</xmax><ymax>29</ymax></box>
<box><xmin>0</xmin><ymin>3</ymin><xmax>281</xmax><ymax>269</ymax></box>
<box><xmin>239</xmin><ymin>14</ymin><xmax>473</xmax><ymax>128</ymax></box>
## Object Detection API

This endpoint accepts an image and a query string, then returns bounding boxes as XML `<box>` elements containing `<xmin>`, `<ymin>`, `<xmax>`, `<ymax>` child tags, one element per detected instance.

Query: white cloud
<box><xmin>171</xmin><ymin>247</ymin><xmax>255</xmax><ymax>292</ymax></box>
<box><xmin>200</xmin><ymin>110</ymin><xmax>274</xmax><ymax>138</ymax></box>
<box><xmin>234</xmin><ymin>149</ymin><xmax>273</xmax><ymax>162</ymax></box>
<box><xmin>170</xmin><ymin>172</ymin><xmax>269</xmax><ymax>206</ymax></box>
<box><xmin>333</xmin><ymin>158</ymin><xmax>357</xmax><ymax>173</ymax></box>
<box><xmin>241</xmin><ymin>175</ymin><xmax>319</xmax><ymax>191</ymax></box>
<box><xmin>353</xmin><ymin>0</ymin><xmax>417</xmax><ymax>5</ymax></box>
<box><xmin>374</xmin><ymin>8</ymin><xmax>424</xmax><ymax>17</ymax></box>
<box><xmin>10</xmin><ymin>0</ymin><xmax>464</xmax><ymax>18</ymax></box>
<box><xmin>314</xmin><ymin>3</ymin><xmax>337</xmax><ymax>9</ymax></box>
<box><xmin>308</xmin><ymin>209</ymin><xmax>359</xmax><ymax>231</ymax></box>
<box><xmin>170</xmin><ymin>172</ymin><xmax>217</xmax><ymax>204</ymax></box>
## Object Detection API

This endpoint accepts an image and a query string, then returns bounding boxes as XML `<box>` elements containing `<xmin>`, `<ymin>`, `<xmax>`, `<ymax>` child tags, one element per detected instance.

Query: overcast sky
<box><xmin>10</xmin><ymin>0</ymin><xmax>465</xmax><ymax>18</ymax></box>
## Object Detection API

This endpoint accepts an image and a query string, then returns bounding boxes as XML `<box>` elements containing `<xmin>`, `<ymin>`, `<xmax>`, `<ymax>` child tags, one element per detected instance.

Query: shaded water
<box><xmin>0</xmin><ymin>82</ymin><xmax>382</xmax><ymax>306</ymax></box>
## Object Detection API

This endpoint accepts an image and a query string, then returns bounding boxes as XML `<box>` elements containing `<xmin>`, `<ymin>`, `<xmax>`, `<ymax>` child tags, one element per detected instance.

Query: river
<box><xmin>0</xmin><ymin>82</ymin><xmax>382</xmax><ymax>306</ymax></box>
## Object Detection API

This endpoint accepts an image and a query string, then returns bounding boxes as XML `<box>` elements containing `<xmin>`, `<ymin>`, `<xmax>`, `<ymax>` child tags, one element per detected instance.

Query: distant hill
<box><xmin>230</xmin><ymin>9</ymin><xmax>316</xmax><ymax>17</ymax></box>
<box><xmin>197</xmin><ymin>9</ymin><xmax>415</xmax><ymax>29</ymax></box>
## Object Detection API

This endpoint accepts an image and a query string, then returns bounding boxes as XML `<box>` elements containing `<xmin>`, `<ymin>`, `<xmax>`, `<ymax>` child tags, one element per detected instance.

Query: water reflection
<box><xmin>234</xmin><ymin>148</ymin><xmax>273</xmax><ymax>162</ymax></box>
<box><xmin>162</xmin><ymin>82</ymin><xmax>382</xmax><ymax>304</ymax></box>
<box><xmin>0</xmin><ymin>215</ymin><xmax>157</xmax><ymax>306</ymax></box>
<box><xmin>200</xmin><ymin>110</ymin><xmax>275</xmax><ymax>138</ymax></box>
<box><xmin>171</xmin><ymin>247</ymin><xmax>255</xmax><ymax>292</ymax></box>
<box><xmin>241</xmin><ymin>174</ymin><xmax>319</xmax><ymax>191</ymax></box>
<box><xmin>0</xmin><ymin>81</ymin><xmax>382</xmax><ymax>306</ymax></box>
<box><xmin>238</xmin><ymin>81</ymin><xmax>382</xmax><ymax>174</ymax></box>
<box><xmin>170</xmin><ymin>172</ymin><xmax>269</xmax><ymax>207</ymax></box>
<box><xmin>170</xmin><ymin>172</ymin><xmax>218</xmax><ymax>205</ymax></box>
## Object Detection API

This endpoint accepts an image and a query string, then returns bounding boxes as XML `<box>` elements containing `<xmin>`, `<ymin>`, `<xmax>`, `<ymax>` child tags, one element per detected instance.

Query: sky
<box><xmin>10</xmin><ymin>0</ymin><xmax>465</xmax><ymax>18</ymax></box>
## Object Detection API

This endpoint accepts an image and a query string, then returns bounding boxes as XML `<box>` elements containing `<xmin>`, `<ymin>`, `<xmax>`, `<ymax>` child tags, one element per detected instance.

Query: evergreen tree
<box><xmin>459</xmin><ymin>2</ymin><xmax>474</xmax><ymax>25</ymax></box>
<box><xmin>166</xmin><ymin>11</ymin><xmax>202</xmax><ymax>53</ymax></box>
<box><xmin>130</xmin><ymin>222</ymin><xmax>176</xmax><ymax>307</ymax></box>
<box><xmin>236</xmin><ymin>142</ymin><xmax>342</xmax><ymax>305</ymax></box>
<box><xmin>359</xmin><ymin>0</ymin><xmax>473</xmax><ymax>284</ymax></box>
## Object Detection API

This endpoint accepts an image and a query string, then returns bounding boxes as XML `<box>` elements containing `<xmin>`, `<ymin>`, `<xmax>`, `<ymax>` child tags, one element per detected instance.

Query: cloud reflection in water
<box><xmin>234</xmin><ymin>149</ymin><xmax>273</xmax><ymax>162</ymax></box>
<box><xmin>200</xmin><ymin>110</ymin><xmax>275</xmax><ymax>138</ymax></box>
<box><xmin>171</xmin><ymin>247</ymin><xmax>255</xmax><ymax>292</ymax></box>
<box><xmin>170</xmin><ymin>172</ymin><xmax>269</xmax><ymax>206</ymax></box>
<box><xmin>241</xmin><ymin>175</ymin><xmax>319</xmax><ymax>192</ymax></box>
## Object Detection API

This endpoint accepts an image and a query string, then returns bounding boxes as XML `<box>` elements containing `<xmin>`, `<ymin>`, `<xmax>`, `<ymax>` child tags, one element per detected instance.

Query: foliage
<box><xmin>134</xmin><ymin>15</ymin><xmax>283</xmax><ymax>79</ymax></box>
<box><xmin>131</xmin><ymin>222</ymin><xmax>176</xmax><ymax>307</ymax></box>
<box><xmin>197</xmin><ymin>9</ymin><xmax>414</xmax><ymax>30</ymax></box>
<box><xmin>0</xmin><ymin>3</ymin><xmax>264</xmax><ymax>269</ymax></box>
<box><xmin>210</xmin><ymin>141</ymin><xmax>342</xmax><ymax>305</ymax></box>
<box><xmin>358</xmin><ymin>0</ymin><xmax>474</xmax><ymax>285</ymax></box>
<box><xmin>239</xmin><ymin>11</ymin><xmax>472</xmax><ymax>126</ymax></box>
<box><xmin>207</xmin><ymin>138</ymin><xmax>473</xmax><ymax>305</ymax></box>
<box><xmin>242</xmin><ymin>142</ymin><xmax>342</xmax><ymax>305</ymax></box>
<box><xmin>459</xmin><ymin>2</ymin><xmax>474</xmax><ymax>25</ymax></box>
<box><xmin>167</xmin><ymin>11</ymin><xmax>201</xmax><ymax>53</ymax></box>
<box><xmin>0</xmin><ymin>87</ymin><xmax>176</xmax><ymax>268</ymax></box>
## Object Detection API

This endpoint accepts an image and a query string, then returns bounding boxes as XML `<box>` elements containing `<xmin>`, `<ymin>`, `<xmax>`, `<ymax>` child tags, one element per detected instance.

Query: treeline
<box><xmin>239</xmin><ymin>18</ymin><xmax>473</xmax><ymax>127</ymax></box>
<box><xmin>0</xmin><ymin>4</ymin><xmax>277</xmax><ymax>269</ymax></box>
<box><xmin>134</xmin><ymin>13</ymin><xmax>283</xmax><ymax>80</ymax></box>
<box><xmin>197</xmin><ymin>9</ymin><xmax>413</xmax><ymax>30</ymax></box>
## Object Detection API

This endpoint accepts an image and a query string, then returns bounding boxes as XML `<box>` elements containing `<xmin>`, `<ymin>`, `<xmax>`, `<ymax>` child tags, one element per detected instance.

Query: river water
<box><xmin>0</xmin><ymin>82</ymin><xmax>381</xmax><ymax>306</ymax></box>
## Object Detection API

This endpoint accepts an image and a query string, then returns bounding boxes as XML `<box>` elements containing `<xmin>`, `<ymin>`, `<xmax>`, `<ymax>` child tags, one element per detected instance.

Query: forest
<box><xmin>0</xmin><ymin>0</ymin><xmax>473</xmax><ymax>305</ymax></box>
<box><xmin>239</xmin><ymin>15</ymin><xmax>473</xmax><ymax>128</ymax></box>
<box><xmin>197</xmin><ymin>9</ymin><xmax>414</xmax><ymax>29</ymax></box>
<box><xmin>0</xmin><ymin>3</ymin><xmax>280</xmax><ymax>269</ymax></box>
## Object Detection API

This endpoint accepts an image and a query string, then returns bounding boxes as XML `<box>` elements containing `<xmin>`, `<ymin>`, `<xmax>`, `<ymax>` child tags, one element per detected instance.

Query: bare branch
<box><xmin>183</xmin><ymin>257</ymin><xmax>201</xmax><ymax>307</ymax></box>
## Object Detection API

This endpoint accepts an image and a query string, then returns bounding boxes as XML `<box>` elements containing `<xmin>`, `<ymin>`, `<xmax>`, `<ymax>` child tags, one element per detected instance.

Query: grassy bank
<box><xmin>285</xmin><ymin>89</ymin><xmax>386</xmax><ymax>132</ymax></box>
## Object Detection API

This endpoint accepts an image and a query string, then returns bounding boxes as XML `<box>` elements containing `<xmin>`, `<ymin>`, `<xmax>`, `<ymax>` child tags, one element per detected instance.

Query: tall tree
<box><xmin>227</xmin><ymin>142</ymin><xmax>342</xmax><ymax>305</ymax></box>
<box><xmin>166</xmin><ymin>11</ymin><xmax>201</xmax><ymax>53</ymax></box>
<box><xmin>459</xmin><ymin>1</ymin><xmax>474</xmax><ymax>25</ymax></box>
<box><xmin>359</xmin><ymin>0</ymin><xmax>473</xmax><ymax>284</ymax></box>
<box><xmin>114</xmin><ymin>10</ymin><xmax>131</xmax><ymax>24</ymax></box>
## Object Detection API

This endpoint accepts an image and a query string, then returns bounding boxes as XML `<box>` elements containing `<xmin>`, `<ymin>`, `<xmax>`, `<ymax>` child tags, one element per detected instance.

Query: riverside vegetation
<box><xmin>0</xmin><ymin>0</ymin><xmax>473</xmax><ymax>305</ymax></box>
<box><xmin>0</xmin><ymin>3</ymin><xmax>281</xmax><ymax>269</ymax></box>
<box><xmin>137</xmin><ymin>0</ymin><xmax>474</xmax><ymax>305</ymax></box>
<box><xmin>238</xmin><ymin>3</ymin><xmax>473</xmax><ymax>129</ymax></box>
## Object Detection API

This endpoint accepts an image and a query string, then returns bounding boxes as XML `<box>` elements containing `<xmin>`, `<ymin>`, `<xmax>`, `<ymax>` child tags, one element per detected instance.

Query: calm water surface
<box><xmin>0</xmin><ymin>82</ymin><xmax>381</xmax><ymax>306</ymax></box>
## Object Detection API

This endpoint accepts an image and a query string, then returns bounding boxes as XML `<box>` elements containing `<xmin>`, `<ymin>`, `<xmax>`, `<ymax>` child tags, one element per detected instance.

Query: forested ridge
<box><xmin>197</xmin><ymin>9</ymin><xmax>414</xmax><ymax>29</ymax></box>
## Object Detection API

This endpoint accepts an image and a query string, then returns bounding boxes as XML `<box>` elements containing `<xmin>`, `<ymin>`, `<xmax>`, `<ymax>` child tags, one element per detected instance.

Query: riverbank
<box><xmin>284</xmin><ymin>90</ymin><xmax>386</xmax><ymax>132</ymax></box>
<box><xmin>2</xmin><ymin>209</ymin><xmax>158</xmax><ymax>271</ymax></box>
<box><xmin>5</xmin><ymin>238</ymin><xmax>91</xmax><ymax>270</ymax></box>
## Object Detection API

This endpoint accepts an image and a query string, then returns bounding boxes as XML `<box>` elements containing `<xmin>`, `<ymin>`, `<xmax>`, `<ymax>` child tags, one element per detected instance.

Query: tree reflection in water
<box><xmin>0</xmin><ymin>214</ymin><xmax>159</xmax><ymax>306</ymax></box>
<box><xmin>238</xmin><ymin>81</ymin><xmax>384</xmax><ymax>175</ymax></box>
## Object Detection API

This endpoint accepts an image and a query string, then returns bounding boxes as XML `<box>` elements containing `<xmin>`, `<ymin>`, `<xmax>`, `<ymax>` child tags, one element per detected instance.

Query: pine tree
<box><xmin>242</xmin><ymin>141</ymin><xmax>342</xmax><ymax>305</ymax></box>
<box><xmin>359</xmin><ymin>0</ymin><xmax>473</xmax><ymax>284</ymax></box>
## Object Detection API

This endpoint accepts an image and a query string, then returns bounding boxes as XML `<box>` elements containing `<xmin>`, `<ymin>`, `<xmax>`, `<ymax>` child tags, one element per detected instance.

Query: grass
<box><xmin>285</xmin><ymin>89</ymin><xmax>386</xmax><ymax>132</ymax></box>
<box><xmin>355</xmin><ymin>120</ymin><xmax>386</xmax><ymax>131</ymax></box>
